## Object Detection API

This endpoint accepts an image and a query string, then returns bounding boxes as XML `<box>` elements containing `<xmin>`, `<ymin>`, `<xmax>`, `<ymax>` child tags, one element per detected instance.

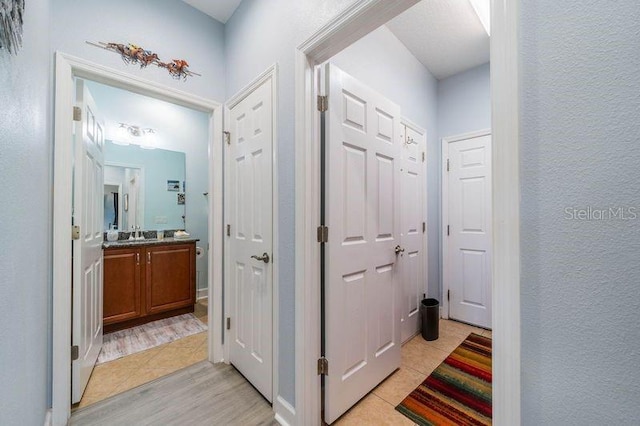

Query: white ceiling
<box><xmin>386</xmin><ymin>0</ymin><xmax>490</xmax><ymax>79</ymax></box>
<box><xmin>181</xmin><ymin>0</ymin><xmax>488</xmax><ymax>79</ymax></box>
<box><xmin>181</xmin><ymin>0</ymin><xmax>243</xmax><ymax>23</ymax></box>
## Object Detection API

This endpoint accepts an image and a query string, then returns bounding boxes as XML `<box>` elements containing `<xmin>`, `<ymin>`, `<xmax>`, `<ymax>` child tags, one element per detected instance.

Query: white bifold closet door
<box><xmin>323</xmin><ymin>63</ymin><xmax>403</xmax><ymax>424</ymax></box>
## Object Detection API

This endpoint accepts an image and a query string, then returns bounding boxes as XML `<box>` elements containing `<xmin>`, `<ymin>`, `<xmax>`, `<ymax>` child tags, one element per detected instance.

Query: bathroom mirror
<box><xmin>103</xmin><ymin>140</ymin><xmax>186</xmax><ymax>231</ymax></box>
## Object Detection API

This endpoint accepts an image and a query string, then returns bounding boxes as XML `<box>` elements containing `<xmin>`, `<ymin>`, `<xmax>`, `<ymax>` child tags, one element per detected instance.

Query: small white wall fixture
<box><xmin>52</xmin><ymin>52</ymin><xmax>224</xmax><ymax>426</ymax></box>
<box><xmin>294</xmin><ymin>0</ymin><xmax>521</xmax><ymax>425</ymax></box>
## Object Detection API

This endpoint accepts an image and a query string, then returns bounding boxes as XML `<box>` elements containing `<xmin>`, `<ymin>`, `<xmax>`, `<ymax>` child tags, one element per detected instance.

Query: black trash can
<box><xmin>421</xmin><ymin>298</ymin><xmax>439</xmax><ymax>341</ymax></box>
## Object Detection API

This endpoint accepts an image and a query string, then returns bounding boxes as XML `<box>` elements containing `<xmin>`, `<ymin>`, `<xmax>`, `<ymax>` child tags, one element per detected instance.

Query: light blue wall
<box><xmin>330</xmin><ymin>26</ymin><xmax>440</xmax><ymax>300</ymax></box>
<box><xmin>51</xmin><ymin>0</ymin><xmax>226</xmax><ymax>102</ymax></box>
<box><xmin>520</xmin><ymin>1</ymin><xmax>640</xmax><ymax>423</ymax></box>
<box><xmin>105</xmin><ymin>142</ymin><xmax>187</xmax><ymax>231</ymax></box>
<box><xmin>438</xmin><ymin>62</ymin><xmax>491</xmax><ymax>141</ymax></box>
<box><xmin>225</xmin><ymin>0</ymin><xmax>357</xmax><ymax>405</ymax></box>
<box><xmin>436</xmin><ymin>62</ymin><xmax>491</xmax><ymax>301</ymax></box>
<box><xmin>0</xmin><ymin>0</ymin><xmax>51</xmax><ymax>424</ymax></box>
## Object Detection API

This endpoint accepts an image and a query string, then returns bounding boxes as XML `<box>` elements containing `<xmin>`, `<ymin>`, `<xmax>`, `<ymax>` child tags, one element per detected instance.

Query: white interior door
<box><xmin>399</xmin><ymin>124</ymin><xmax>427</xmax><ymax>343</ymax></box>
<box><xmin>324</xmin><ymin>63</ymin><xmax>402</xmax><ymax>424</ymax></box>
<box><xmin>445</xmin><ymin>133</ymin><xmax>492</xmax><ymax>329</ymax></box>
<box><xmin>227</xmin><ymin>76</ymin><xmax>273</xmax><ymax>402</ymax></box>
<box><xmin>72</xmin><ymin>79</ymin><xmax>105</xmax><ymax>403</ymax></box>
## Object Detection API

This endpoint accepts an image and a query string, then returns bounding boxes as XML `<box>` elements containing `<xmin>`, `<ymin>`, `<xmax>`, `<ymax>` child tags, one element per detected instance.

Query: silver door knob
<box><xmin>394</xmin><ymin>245</ymin><xmax>405</xmax><ymax>255</ymax></box>
<box><xmin>251</xmin><ymin>252</ymin><xmax>270</xmax><ymax>264</ymax></box>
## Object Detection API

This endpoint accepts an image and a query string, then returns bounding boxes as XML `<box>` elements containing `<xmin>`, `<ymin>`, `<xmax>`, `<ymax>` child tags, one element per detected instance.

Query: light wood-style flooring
<box><xmin>74</xmin><ymin>299</ymin><xmax>209</xmax><ymax>409</ymax></box>
<box><xmin>70</xmin><ymin>361</ymin><xmax>276</xmax><ymax>425</ymax></box>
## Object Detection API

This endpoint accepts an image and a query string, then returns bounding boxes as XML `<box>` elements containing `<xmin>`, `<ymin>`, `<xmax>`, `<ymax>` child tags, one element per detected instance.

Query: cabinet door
<box><xmin>145</xmin><ymin>244</ymin><xmax>195</xmax><ymax>315</ymax></box>
<box><xmin>104</xmin><ymin>247</ymin><xmax>143</xmax><ymax>325</ymax></box>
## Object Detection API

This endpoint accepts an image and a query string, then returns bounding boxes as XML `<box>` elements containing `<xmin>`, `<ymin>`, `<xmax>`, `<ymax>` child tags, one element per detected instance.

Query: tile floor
<box><xmin>74</xmin><ymin>299</ymin><xmax>209</xmax><ymax>410</ymax></box>
<box><xmin>334</xmin><ymin>319</ymin><xmax>492</xmax><ymax>425</ymax></box>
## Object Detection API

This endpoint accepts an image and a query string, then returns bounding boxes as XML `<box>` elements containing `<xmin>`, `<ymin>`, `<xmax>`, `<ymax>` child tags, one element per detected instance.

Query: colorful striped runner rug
<box><xmin>396</xmin><ymin>333</ymin><xmax>492</xmax><ymax>425</ymax></box>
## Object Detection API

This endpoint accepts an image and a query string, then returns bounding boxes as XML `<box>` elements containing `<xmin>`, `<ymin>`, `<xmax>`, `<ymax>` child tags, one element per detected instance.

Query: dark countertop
<box><xmin>103</xmin><ymin>237</ymin><xmax>199</xmax><ymax>249</ymax></box>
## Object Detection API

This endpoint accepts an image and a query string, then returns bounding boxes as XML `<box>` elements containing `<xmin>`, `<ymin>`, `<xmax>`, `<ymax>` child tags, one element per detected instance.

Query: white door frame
<box><xmin>441</xmin><ymin>129</ymin><xmax>492</xmax><ymax>321</ymax></box>
<box><xmin>222</xmin><ymin>64</ymin><xmax>288</xmax><ymax>423</ymax></box>
<box><xmin>52</xmin><ymin>52</ymin><xmax>224</xmax><ymax>426</ymax></box>
<box><xmin>294</xmin><ymin>0</ymin><xmax>521</xmax><ymax>425</ymax></box>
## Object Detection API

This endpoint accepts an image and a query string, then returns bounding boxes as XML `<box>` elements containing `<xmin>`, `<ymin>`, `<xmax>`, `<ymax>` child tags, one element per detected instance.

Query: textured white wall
<box><xmin>330</xmin><ymin>26</ymin><xmax>440</xmax><ymax>300</ymax></box>
<box><xmin>520</xmin><ymin>1</ymin><xmax>640</xmax><ymax>423</ymax></box>
<box><xmin>0</xmin><ymin>0</ymin><xmax>51</xmax><ymax>423</ymax></box>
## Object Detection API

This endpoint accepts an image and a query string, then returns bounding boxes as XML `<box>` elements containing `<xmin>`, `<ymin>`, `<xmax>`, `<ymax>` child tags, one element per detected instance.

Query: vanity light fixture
<box><xmin>113</xmin><ymin>123</ymin><xmax>157</xmax><ymax>149</ymax></box>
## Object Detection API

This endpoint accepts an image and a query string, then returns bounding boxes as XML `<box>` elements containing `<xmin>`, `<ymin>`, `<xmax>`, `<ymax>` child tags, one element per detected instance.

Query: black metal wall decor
<box><xmin>87</xmin><ymin>41</ymin><xmax>201</xmax><ymax>81</ymax></box>
<box><xmin>0</xmin><ymin>0</ymin><xmax>25</xmax><ymax>55</ymax></box>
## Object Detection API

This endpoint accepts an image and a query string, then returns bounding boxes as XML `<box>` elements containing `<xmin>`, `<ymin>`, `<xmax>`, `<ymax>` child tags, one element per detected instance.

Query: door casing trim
<box><xmin>52</xmin><ymin>52</ymin><xmax>224</xmax><ymax>426</ymax></box>
<box><xmin>441</xmin><ymin>129</ymin><xmax>492</xmax><ymax>322</ymax></box>
<box><xmin>294</xmin><ymin>0</ymin><xmax>521</xmax><ymax>424</ymax></box>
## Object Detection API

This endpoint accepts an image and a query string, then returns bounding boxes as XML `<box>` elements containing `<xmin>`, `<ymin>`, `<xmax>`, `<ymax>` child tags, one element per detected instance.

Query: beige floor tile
<box><xmin>82</xmin><ymin>365</ymin><xmax>133</xmax><ymax>399</ymax></box>
<box><xmin>482</xmin><ymin>329</ymin><xmax>493</xmax><ymax>338</ymax></box>
<box><xmin>148</xmin><ymin>346</ymin><xmax>198</xmax><ymax>369</ymax></box>
<box><xmin>335</xmin><ymin>393</ymin><xmax>414</xmax><ymax>426</ymax></box>
<box><xmin>194</xmin><ymin>301</ymin><xmax>208</xmax><ymax>319</ymax></box>
<box><xmin>373</xmin><ymin>367</ymin><xmax>426</xmax><ymax>406</ymax></box>
<box><xmin>166</xmin><ymin>331</ymin><xmax>207</xmax><ymax>349</ymax></box>
<box><xmin>189</xmin><ymin>342</ymin><xmax>209</xmax><ymax>363</ymax></box>
<box><xmin>439</xmin><ymin>319</ymin><xmax>485</xmax><ymax>339</ymax></box>
<box><xmin>401</xmin><ymin>338</ymin><xmax>450</xmax><ymax>376</ymax></box>
<box><xmin>100</xmin><ymin>345</ymin><xmax>165</xmax><ymax>370</ymax></box>
<box><xmin>419</xmin><ymin>330</ymin><xmax>467</xmax><ymax>354</ymax></box>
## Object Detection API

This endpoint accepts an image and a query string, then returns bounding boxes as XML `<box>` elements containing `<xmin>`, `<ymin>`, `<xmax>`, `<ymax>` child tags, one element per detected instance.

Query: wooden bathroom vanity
<box><xmin>102</xmin><ymin>239</ymin><xmax>197</xmax><ymax>332</ymax></box>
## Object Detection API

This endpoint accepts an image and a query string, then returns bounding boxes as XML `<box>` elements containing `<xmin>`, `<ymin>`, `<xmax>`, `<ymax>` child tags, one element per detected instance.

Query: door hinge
<box><xmin>446</xmin><ymin>159</ymin><xmax>450</xmax><ymax>172</ymax></box>
<box><xmin>422</xmin><ymin>152</ymin><xmax>426</xmax><ymax>162</ymax></box>
<box><xmin>224</xmin><ymin>131</ymin><xmax>231</xmax><ymax>145</ymax></box>
<box><xmin>447</xmin><ymin>289</ymin><xmax>450</xmax><ymax>301</ymax></box>
<box><xmin>422</xmin><ymin>222</ymin><xmax>426</xmax><ymax>233</ymax></box>
<box><xmin>73</xmin><ymin>106</ymin><xmax>82</xmax><ymax>122</ymax></box>
<box><xmin>71</xmin><ymin>345</ymin><xmax>79</xmax><ymax>361</ymax></box>
<box><xmin>317</xmin><ymin>225</ymin><xmax>329</xmax><ymax>243</ymax></box>
<box><xmin>317</xmin><ymin>357</ymin><xmax>329</xmax><ymax>375</ymax></box>
<box><xmin>317</xmin><ymin>95</ymin><xmax>328</xmax><ymax>112</ymax></box>
<box><xmin>226</xmin><ymin>224</ymin><xmax>231</xmax><ymax>237</ymax></box>
<box><xmin>447</xmin><ymin>225</ymin><xmax>450</xmax><ymax>236</ymax></box>
<box><xmin>226</xmin><ymin>317</ymin><xmax>231</xmax><ymax>330</ymax></box>
<box><xmin>72</xmin><ymin>225</ymin><xmax>80</xmax><ymax>240</ymax></box>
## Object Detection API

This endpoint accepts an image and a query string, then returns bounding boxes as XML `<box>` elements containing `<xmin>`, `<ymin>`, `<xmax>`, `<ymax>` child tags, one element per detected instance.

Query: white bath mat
<box><xmin>97</xmin><ymin>313</ymin><xmax>207</xmax><ymax>364</ymax></box>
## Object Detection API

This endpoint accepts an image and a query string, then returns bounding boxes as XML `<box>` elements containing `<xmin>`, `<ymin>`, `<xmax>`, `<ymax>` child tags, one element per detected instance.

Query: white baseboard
<box><xmin>196</xmin><ymin>289</ymin><xmax>208</xmax><ymax>300</ymax></box>
<box><xmin>274</xmin><ymin>395</ymin><xmax>296</xmax><ymax>426</ymax></box>
<box><xmin>44</xmin><ymin>409</ymin><xmax>52</xmax><ymax>426</ymax></box>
